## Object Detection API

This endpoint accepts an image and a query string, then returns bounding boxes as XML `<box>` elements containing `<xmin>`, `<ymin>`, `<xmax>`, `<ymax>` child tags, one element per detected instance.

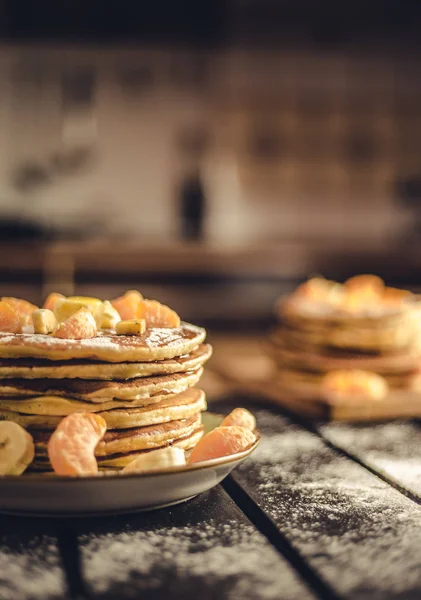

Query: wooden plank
<box><xmin>224</xmin><ymin>402</ymin><xmax>421</xmax><ymax>600</ymax></box>
<box><xmin>77</xmin><ymin>487</ymin><xmax>316</xmax><ymax>600</ymax></box>
<box><xmin>0</xmin><ymin>515</ymin><xmax>67</xmax><ymax>600</ymax></box>
<box><xmin>319</xmin><ymin>420</ymin><xmax>421</xmax><ymax>500</ymax></box>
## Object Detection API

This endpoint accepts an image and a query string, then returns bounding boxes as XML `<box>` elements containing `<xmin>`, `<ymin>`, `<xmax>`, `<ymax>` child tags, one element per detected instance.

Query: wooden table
<box><xmin>3</xmin><ymin>396</ymin><xmax>421</xmax><ymax>599</ymax></box>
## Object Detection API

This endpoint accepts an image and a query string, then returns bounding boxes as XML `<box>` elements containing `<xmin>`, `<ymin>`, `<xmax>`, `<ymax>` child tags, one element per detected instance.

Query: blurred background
<box><xmin>0</xmin><ymin>1</ymin><xmax>421</xmax><ymax>330</ymax></box>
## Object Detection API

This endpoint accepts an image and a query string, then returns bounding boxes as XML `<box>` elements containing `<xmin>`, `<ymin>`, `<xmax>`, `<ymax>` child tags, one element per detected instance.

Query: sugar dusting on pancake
<box><xmin>0</xmin><ymin>290</ymin><xmax>212</xmax><ymax>476</ymax></box>
<box><xmin>0</xmin><ymin>323</ymin><xmax>205</xmax><ymax>362</ymax></box>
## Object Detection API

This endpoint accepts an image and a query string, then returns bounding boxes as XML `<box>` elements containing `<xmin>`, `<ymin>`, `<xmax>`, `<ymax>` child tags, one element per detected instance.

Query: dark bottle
<box><xmin>179</xmin><ymin>170</ymin><xmax>206</xmax><ymax>241</ymax></box>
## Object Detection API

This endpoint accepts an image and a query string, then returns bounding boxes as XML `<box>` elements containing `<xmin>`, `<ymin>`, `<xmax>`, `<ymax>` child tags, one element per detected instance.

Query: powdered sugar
<box><xmin>320</xmin><ymin>421</ymin><xmax>421</xmax><ymax>497</ymax></box>
<box><xmin>0</xmin><ymin>537</ymin><xmax>64</xmax><ymax>599</ymax></box>
<box><xmin>80</xmin><ymin>517</ymin><xmax>306</xmax><ymax>600</ymax></box>
<box><xmin>0</xmin><ymin>323</ymin><xmax>202</xmax><ymax>350</ymax></box>
<box><xmin>0</xmin><ymin>324</ymin><xmax>204</xmax><ymax>362</ymax></box>
<box><xmin>233</xmin><ymin>410</ymin><xmax>421</xmax><ymax>598</ymax></box>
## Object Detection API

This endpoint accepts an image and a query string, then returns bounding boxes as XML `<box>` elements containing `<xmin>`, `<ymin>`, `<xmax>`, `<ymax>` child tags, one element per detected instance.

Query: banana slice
<box><xmin>32</xmin><ymin>308</ymin><xmax>58</xmax><ymax>334</ymax></box>
<box><xmin>0</xmin><ymin>422</ymin><xmax>35</xmax><ymax>475</ymax></box>
<box><xmin>116</xmin><ymin>319</ymin><xmax>146</xmax><ymax>336</ymax></box>
<box><xmin>122</xmin><ymin>447</ymin><xmax>186</xmax><ymax>474</ymax></box>
<box><xmin>94</xmin><ymin>301</ymin><xmax>121</xmax><ymax>329</ymax></box>
<box><xmin>54</xmin><ymin>297</ymin><xmax>102</xmax><ymax>322</ymax></box>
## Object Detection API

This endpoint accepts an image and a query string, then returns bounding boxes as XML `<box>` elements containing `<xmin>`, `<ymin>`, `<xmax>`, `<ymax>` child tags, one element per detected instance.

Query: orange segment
<box><xmin>344</xmin><ymin>274</ymin><xmax>384</xmax><ymax>294</ymax></box>
<box><xmin>383</xmin><ymin>286</ymin><xmax>412</xmax><ymax>306</ymax></box>
<box><xmin>54</xmin><ymin>307</ymin><xmax>97</xmax><ymax>340</ymax></box>
<box><xmin>189</xmin><ymin>426</ymin><xmax>256</xmax><ymax>464</ymax></box>
<box><xmin>48</xmin><ymin>413</ymin><xmax>107</xmax><ymax>476</ymax></box>
<box><xmin>0</xmin><ymin>301</ymin><xmax>22</xmax><ymax>333</ymax></box>
<box><xmin>322</xmin><ymin>369</ymin><xmax>388</xmax><ymax>401</ymax></box>
<box><xmin>221</xmin><ymin>408</ymin><xmax>256</xmax><ymax>431</ymax></box>
<box><xmin>291</xmin><ymin>277</ymin><xmax>344</xmax><ymax>307</ymax></box>
<box><xmin>111</xmin><ymin>290</ymin><xmax>143</xmax><ymax>320</ymax></box>
<box><xmin>137</xmin><ymin>299</ymin><xmax>180</xmax><ymax>328</ymax></box>
<box><xmin>342</xmin><ymin>275</ymin><xmax>384</xmax><ymax>311</ymax></box>
<box><xmin>43</xmin><ymin>292</ymin><xmax>65</xmax><ymax>312</ymax></box>
<box><xmin>2</xmin><ymin>297</ymin><xmax>38</xmax><ymax>327</ymax></box>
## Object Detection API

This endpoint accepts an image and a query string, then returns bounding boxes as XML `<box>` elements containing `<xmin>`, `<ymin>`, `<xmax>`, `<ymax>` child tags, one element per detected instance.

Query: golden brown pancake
<box><xmin>0</xmin><ymin>323</ymin><xmax>205</xmax><ymax>362</ymax></box>
<box><xmin>279</xmin><ymin>322</ymin><xmax>419</xmax><ymax>352</ymax></box>
<box><xmin>283</xmin><ymin>306</ymin><xmax>419</xmax><ymax>328</ymax></box>
<box><xmin>0</xmin><ymin>388</ymin><xmax>207</xmax><ymax>430</ymax></box>
<box><xmin>268</xmin><ymin>334</ymin><xmax>421</xmax><ymax>374</ymax></box>
<box><xmin>0</xmin><ymin>387</ymin><xmax>200</xmax><ymax>415</ymax></box>
<box><xmin>96</xmin><ymin>429</ymin><xmax>203</xmax><ymax>467</ymax></box>
<box><xmin>0</xmin><ymin>344</ymin><xmax>212</xmax><ymax>380</ymax></box>
<box><xmin>280</xmin><ymin>295</ymin><xmax>421</xmax><ymax>325</ymax></box>
<box><xmin>275</xmin><ymin>366</ymin><xmax>421</xmax><ymax>393</ymax></box>
<box><xmin>33</xmin><ymin>413</ymin><xmax>203</xmax><ymax>457</ymax></box>
<box><xmin>30</xmin><ymin>423</ymin><xmax>204</xmax><ymax>471</ymax></box>
<box><xmin>0</xmin><ymin>368</ymin><xmax>203</xmax><ymax>401</ymax></box>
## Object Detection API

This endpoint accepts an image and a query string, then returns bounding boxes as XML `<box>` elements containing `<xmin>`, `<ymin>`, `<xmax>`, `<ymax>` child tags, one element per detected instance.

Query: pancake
<box><xmin>33</xmin><ymin>413</ymin><xmax>203</xmax><ymax>457</ymax></box>
<box><xmin>30</xmin><ymin>424</ymin><xmax>204</xmax><ymax>471</ymax></box>
<box><xmin>0</xmin><ymin>387</ymin><xmax>199</xmax><ymax>416</ymax></box>
<box><xmin>276</xmin><ymin>366</ymin><xmax>421</xmax><ymax>393</ymax></box>
<box><xmin>0</xmin><ymin>322</ymin><xmax>205</xmax><ymax>362</ymax></box>
<box><xmin>280</xmin><ymin>295</ymin><xmax>421</xmax><ymax>325</ymax></box>
<box><xmin>0</xmin><ymin>368</ymin><xmax>203</xmax><ymax>401</ymax></box>
<box><xmin>268</xmin><ymin>335</ymin><xmax>421</xmax><ymax>374</ymax></box>
<box><xmin>0</xmin><ymin>388</ymin><xmax>207</xmax><ymax>430</ymax></box>
<box><xmin>96</xmin><ymin>429</ymin><xmax>203</xmax><ymax>467</ymax></box>
<box><xmin>279</xmin><ymin>322</ymin><xmax>419</xmax><ymax>353</ymax></box>
<box><xmin>0</xmin><ymin>344</ymin><xmax>212</xmax><ymax>380</ymax></box>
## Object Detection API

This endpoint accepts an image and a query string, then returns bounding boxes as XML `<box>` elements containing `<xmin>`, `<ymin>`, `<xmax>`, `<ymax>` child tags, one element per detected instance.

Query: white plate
<box><xmin>0</xmin><ymin>413</ymin><xmax>260</xmax><ymax>516</ymax></box>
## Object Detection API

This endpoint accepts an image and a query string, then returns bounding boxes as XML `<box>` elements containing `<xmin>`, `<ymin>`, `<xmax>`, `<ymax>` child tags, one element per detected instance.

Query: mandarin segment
<box><xmin>221</xmin><ymin>408</ymin><xmax>256</xmax><ymax>431</ymax></box>
<box><xmin>189</xmin><ymin>426</ymin><xmax>256</xmax><ymax>463</ymax></box>
<box><xmin>344</xmin><ymin>274</ymin><xmax>384</xmax><ymax>293</ymax></box>
<box><xmin>322</xmin><ymin>369</ymin><xmax>388</xmax><ymax>401</ymax></box>
<box><xmin>53</xmin><ymin>307</ymin><xmax>97</xmax><ymax>340</ymax></box>
<box><xmin>111</xmin><ymin>290</ymin><xmax>143</xmax><ymax>320</ymax></box>
<box><xmin>341</xmin><ymin>275</ymin><xmax>384</xmax><ymax>311</ymax></box>
<box><xmin>290</xmin><ymin>277</ymin><xmax>344</xmax><ymax>307</ymax></box>
<box><xmin>2</xmin><ymin>297</ymin><xmax>38</xmax><ymax>327</ymax></box>
<box><xmin>137</xmin><ymin>299</ymin><xmax>181</xmax><ymax>328</ymax></box>
<box><xmin>43</xmin><ymin>292</ymin><xmax>65</xmax><ymax>312</ymax></box>
<box><xmin>288</xmin><ymin>274</ymin><xmax>413</xmax><ymax>315</ymax></box>
<box><xmin>54</xmin><ymin>297</ymin><xmax>102</xmax><ymax>322</ymax></box>
<box><xmin>383</xmin><ymin>286</ymin><xmax>412</xmax><ymax>306</ymax></box>
<box><xmin>48</xmin><ymin>412</ymin><xmax>107</xmax><ymax>476</ymax></box>
<box><xmin>0</xmin><ymin>301</ymin><xmax>21</xmax><ymax>333</ymax></box>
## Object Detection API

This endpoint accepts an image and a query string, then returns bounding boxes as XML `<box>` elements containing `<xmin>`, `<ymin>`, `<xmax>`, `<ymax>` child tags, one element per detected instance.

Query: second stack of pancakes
<box><xmin>0</xmin><ymin>319</ymin><xmax>211</xmax><ymax>472</ymax></box>
<box><xmin>268</xmin><ymin>275</ymin><xmax>421</xmax><ymax>401</ymax></box>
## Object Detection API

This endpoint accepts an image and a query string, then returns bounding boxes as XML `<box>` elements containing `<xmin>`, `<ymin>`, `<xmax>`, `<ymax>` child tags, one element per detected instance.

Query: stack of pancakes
<box><xmin>0</xmin><ymin>323</ymin><xmax>211</xmax><ymax>472</ymax></box>
<box><xmin>268</xmin><ymin>277</ymin><xmax>421</xmax><ymax>402</ymax></box>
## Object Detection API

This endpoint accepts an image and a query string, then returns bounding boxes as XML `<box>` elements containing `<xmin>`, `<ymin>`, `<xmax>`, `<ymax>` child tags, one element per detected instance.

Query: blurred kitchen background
<box><xmin>0</xmin><ymin>1</ymin><xmax>421</xmax><ymax>329</ymax></box>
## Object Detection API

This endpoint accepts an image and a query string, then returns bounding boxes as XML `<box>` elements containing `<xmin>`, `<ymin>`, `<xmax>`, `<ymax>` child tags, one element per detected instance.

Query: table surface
<box><xmin>3</xmin><ymin>395</ymin><xmax>421</xmax><ymax>600</ymax></box>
